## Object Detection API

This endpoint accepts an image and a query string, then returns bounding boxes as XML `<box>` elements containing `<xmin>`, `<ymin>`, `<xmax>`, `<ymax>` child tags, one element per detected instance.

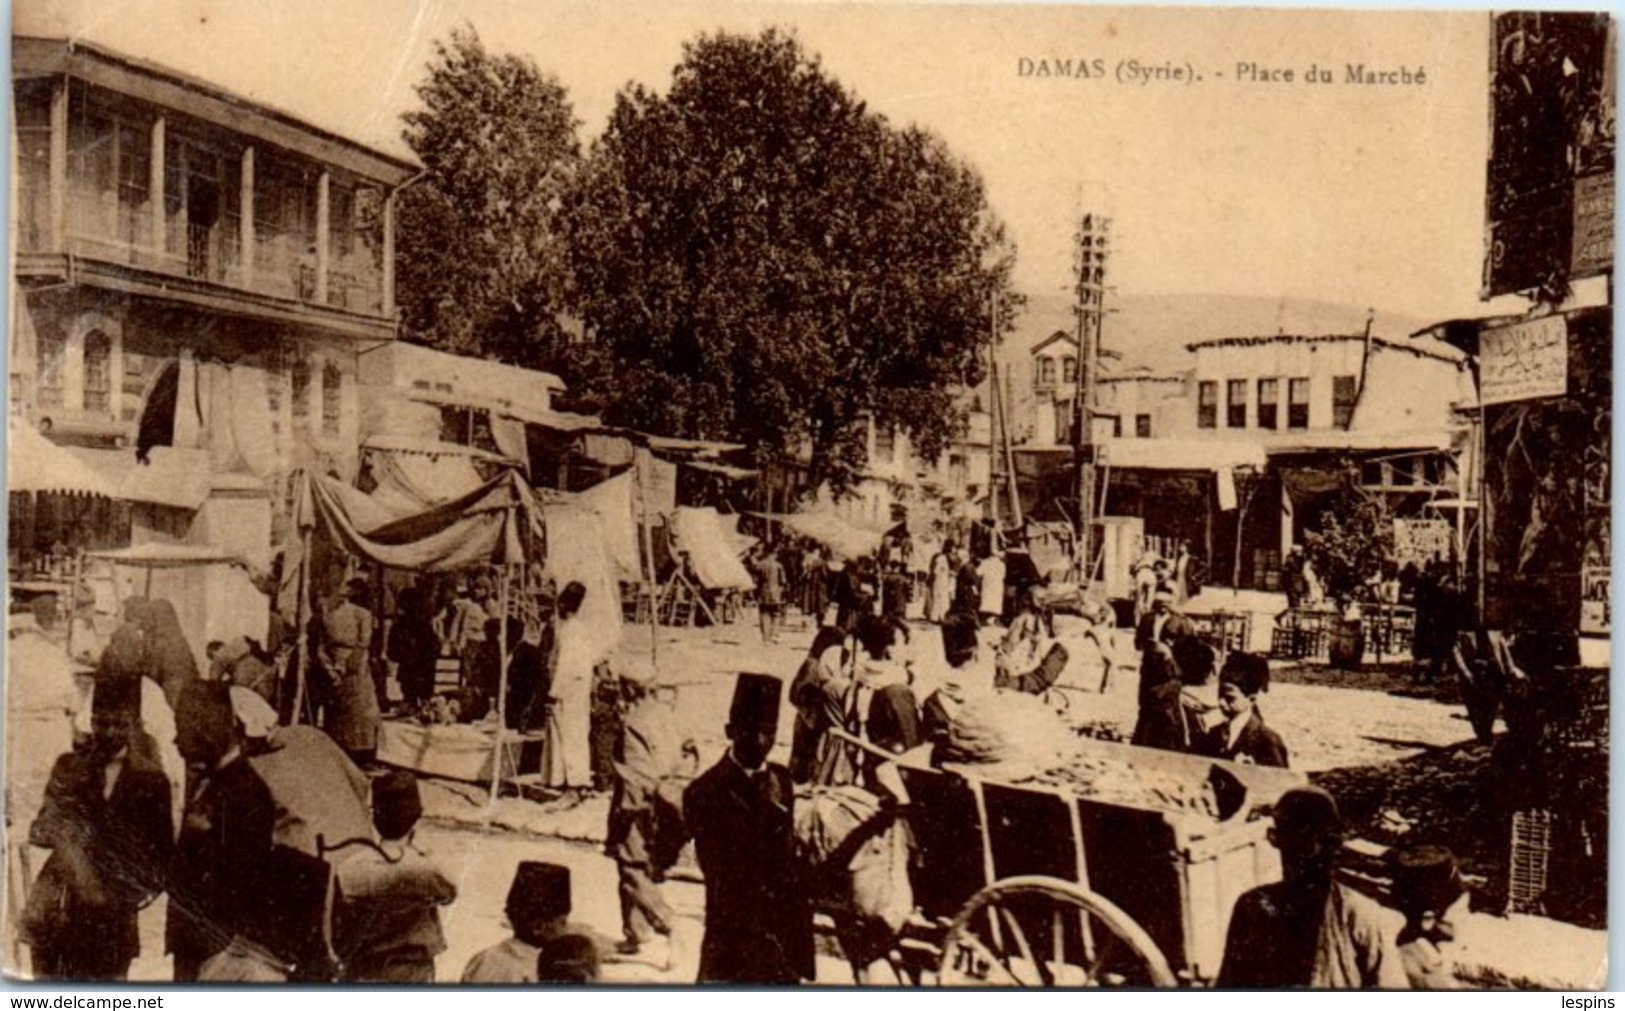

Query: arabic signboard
<box><xmin>1570</xmin><ymin>171</ymin><xmax>1614</xmax><ymax>277</ymax></box>
<box><xmin>1393</xmin><ymin>518</ymin><xmax>1453</xmax><ymax>570</ymax></box>
<box><xmin>1479</xmin><ymin>316</ymin><xmax>1568</xmax><ymax>406</ymax></box>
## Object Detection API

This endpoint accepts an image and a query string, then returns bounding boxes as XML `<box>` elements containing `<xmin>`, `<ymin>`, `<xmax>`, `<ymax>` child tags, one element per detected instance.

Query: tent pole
<box><xmin>291</xmin><ymin>505</ymin><xmax>312</xmax><ymax>726</ymax></box>
<box><xmin>66</xmin><ymin>550</ymin><xmax>82</xmax><ymax>662</ymax></box>
<box><xmin>637</xmin><ymin>451</ymin><xmax>659</xmax><ymax>672</ymax></box>
<box><xmin>490</xmin><ymin>557</ymin><xmax>511</xmax><ymax>803</ymax></box>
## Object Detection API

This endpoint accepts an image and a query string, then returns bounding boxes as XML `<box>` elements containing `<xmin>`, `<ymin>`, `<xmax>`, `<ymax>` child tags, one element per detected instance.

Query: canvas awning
<box><xmin>670</xmin><ymin>507</ymin><xmax>755</xmax><ymax>590</ymax></box>
<box><xmin>504</xmin><ymin>403</ymin><xmax>604</xmax><ymax>433</ymax></box>
<box><xmin>1262</xmin><ymin>429</ymin><xmax>1459</xmax><ymax>455</ymax></box>
<box><xmin>1097</xmin><ymin>438</ymin><xmax>1268</xmax><ymax>472</ymax></box>
<box><xmin>362</xmin><ymin>433</ymin><xmax>518</xmax><ymax>466</ymax></box>
<box><xmin>362</xmin><ymin>437</ymin><xmax>498</xmax><ymax>514</ymax></box>
<box><xmin>56</xmin><ymin>444</ymin><xmax>213</xmax><ymax>510</ymax></box>
<box><xmin>684</xmin><ymin>459</ymin><xmax>757</xmax><ymax>480</ymax></box>
<box><xmin>1015</xmin><ymin>439</ymin><xmax>1267</xmax><ymax>475</ymax></box>
<box><xmin>645</xmin><ymin>434</ymin><xmax>744</xmax><ymax>457</ymax></box>
<box><xmin>753</xmin><ymin>510</ymin><xmax>884</xmax><ymax>561</ymax></box>
<box><xmin>302</xmin><ymin>469</ymin><xmax>545</xmax><ymax>573</ymax></box>
<box><xmin>84</xmin><ymin>543</ymin><xmax>243</xmax><ymax>567</ymax></box>
<box><xmin>8</xmin><ymin>421</ymin><xmax>116</xmax><ymax>498</ymax></box>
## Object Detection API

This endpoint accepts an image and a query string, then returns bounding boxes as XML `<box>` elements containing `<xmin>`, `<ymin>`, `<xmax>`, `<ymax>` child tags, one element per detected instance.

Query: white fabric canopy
<box><xmin>8</xmin><ymin>421</ymin><xmax>115</xmax><ymax>497</ymax></box>
<box><xmin>671</xmin><ymin>507</ymin><xmax>755</xmax><ymax>590</ymax></box>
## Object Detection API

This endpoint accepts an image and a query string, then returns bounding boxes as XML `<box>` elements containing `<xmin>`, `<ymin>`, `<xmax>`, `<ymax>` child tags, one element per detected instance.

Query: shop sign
<box><xmin>1480</xmin><ymin>316</ymin><xmax>1568</xmax><ymax>405</ymax></box>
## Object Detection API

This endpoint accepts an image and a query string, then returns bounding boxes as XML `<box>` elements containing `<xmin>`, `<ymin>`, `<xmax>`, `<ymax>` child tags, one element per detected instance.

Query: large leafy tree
<box><xmin>397</xmin><ymin>27</ymin><xmax>580</xmax><ymax>366</ymax></box>
<box><xmin>561</xmin><ymin>29</ymin><xmax>1018</xmax><ymax>494</ymax></box>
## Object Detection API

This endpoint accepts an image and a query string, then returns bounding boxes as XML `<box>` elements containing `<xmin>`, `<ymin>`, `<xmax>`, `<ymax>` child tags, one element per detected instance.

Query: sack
<box><xmin>19</xmin><ymin>858</ymin><xmax>73</xmax><ymax>947</ymax></box>
<box><xmin>793</xmin><ymin>785</ymin><xmax>913</xmax><ymax>965</ymax></box>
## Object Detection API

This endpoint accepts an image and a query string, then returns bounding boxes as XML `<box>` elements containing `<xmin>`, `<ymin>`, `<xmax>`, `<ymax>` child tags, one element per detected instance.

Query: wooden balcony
<box><xmin>17</xmin><ymin>189</ymin><xmax>393</xmax><ymax>341</ymax></box>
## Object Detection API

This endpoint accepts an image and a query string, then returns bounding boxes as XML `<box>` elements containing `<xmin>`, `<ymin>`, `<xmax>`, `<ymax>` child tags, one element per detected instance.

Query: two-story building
<box><xmin>1021</xmin><ymin>330</ymin><xmax>1192</xmax><ymax>446</ymax></box>
<box><xmin>1185</xmin><ymin>333</ymin><xmax>1475</xmax><ymax>589</ymax></box>
<box><xmin>10</xmin><ymin>37</ymin><xmax>418</xmax><ymax>562</ymax></box>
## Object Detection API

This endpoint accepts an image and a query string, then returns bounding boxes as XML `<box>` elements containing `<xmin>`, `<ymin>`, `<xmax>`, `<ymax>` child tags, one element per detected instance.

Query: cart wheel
<box><xmin>936</xmin><ymin>875</ymin><xmax>1176</xmax><ymax>987</ymax></box>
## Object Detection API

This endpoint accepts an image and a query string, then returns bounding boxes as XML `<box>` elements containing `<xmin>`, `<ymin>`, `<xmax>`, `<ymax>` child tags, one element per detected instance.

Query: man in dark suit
<box><xmin>25</xmin><ymin>677</ymin><xmax>172</xmax><ymax>981</ymax></box>
<box><xmin>683</xmin><ymin>673</ymin><xmax>813</xmax><ymax>984</ymax></box>
<box><xmin>166</xmin><ymin>681</ymin><xmax>279</xmax><ymax>981</ymax></box>
<box><xmin>1133</xmin><ymin>587</ymin><xmax>1198</xmax><ymax>706</ymax></box>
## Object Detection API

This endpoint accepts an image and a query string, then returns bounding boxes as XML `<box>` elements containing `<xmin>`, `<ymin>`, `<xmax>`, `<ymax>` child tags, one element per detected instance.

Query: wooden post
<box><xmin>48</xmin><ymin>78</ymin><xmax>67</xmax><ymax>250</ymax></box>
<box><xmin>150</xmin><ymin>117</ymin><xmax>166</xmax><ymax>255</ymax></box>
<box><xmin>291</xmin><ymin>509</ymin><xmax>313</xmax><ymax>725</ymax></box>
<box><xmin>381</xmin><ymin>189</ymin><xmax>395</xmax><ymax>317</ymax></box>
<box><xmin>314</xmin><ymin>171</ymin><xmax>330</xmax><ymax>304</ymax></box>
<box><xmin>65</xmin><ymin>551</ymin><xmax>82</xmax><ymax>663</ymax></box>
<box><xmin>489</xmin><ymin>558</ymin><xmax>511</xmax><ymax>803</ymax></box>
<box><xmin>636</xmin><ymin>448</ymin><xmax>660</xmax><ymax>670</ymax></box>
<box><xmin>240</xmin><ymin>145</ymin><xmax>255</xmax><ymax>287</ymax></box>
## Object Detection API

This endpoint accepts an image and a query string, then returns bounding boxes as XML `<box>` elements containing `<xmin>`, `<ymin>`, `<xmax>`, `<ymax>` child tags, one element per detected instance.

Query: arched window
<box><xmin>1037</xmin><ymin>357</ymin><xmax>1056</xmax><ymax>387</ymax></box>
<box><xmin>290</xmin><ymin>358</ymin><xmax>310</xmax><ymax>419</ymax></box>
<box><xmin>1062</xmin><ymin>356</ymin><xmax>1078</xmax><ymax>384</ymax></box>
<box><xmin>322</xmin><ymin>361</ymin><xmax>342</xmax><ymax>436</ymax></box>
<box><xmin>37</xmin><ymin>331</ymin><xmax>66</xmax><ymax>407</ymax></box>
<box><xmin>83</xmin><ymin>331</ymin><xmax>112</xmax><ymax>414</ymax></box>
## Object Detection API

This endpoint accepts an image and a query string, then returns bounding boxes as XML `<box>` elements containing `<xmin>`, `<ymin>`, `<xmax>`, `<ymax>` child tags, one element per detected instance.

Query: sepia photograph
<box><xmin>2</xmin><ymin>0</ymin><xmax>1613</xmax><ymax>990</ymax></box>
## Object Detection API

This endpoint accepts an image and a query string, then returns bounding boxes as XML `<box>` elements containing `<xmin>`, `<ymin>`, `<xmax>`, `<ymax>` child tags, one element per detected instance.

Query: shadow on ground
<box><xmin>1311</xmin><ymin>738</ymin><xmax>1508</xmax><ymax>913</ymax></box>
<box><xmin>1273</xmin><ymin>659</ymin><xmax>1466</xmax><ymax>706</ymax></box>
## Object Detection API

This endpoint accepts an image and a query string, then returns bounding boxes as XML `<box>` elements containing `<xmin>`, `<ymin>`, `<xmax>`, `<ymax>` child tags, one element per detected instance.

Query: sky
<box><xmin>14</xmin><ymin>0</ymin><xmax>1537</xmax><ymax>323</ymax></box>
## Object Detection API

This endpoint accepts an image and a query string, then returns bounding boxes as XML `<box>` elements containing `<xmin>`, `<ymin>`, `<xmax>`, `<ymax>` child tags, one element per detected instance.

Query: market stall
<box><xmin>281</xmin><ymin>467</ymin><xmax>622</xmax><ymax>790</ymax></box>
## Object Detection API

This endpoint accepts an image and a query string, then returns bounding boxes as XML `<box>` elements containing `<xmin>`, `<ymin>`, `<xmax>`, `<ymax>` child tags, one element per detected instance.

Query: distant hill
<box><xmin>1005</xmin><ymin>293</ymin><xmax>1433</xmax><ymax>374</ymax></box>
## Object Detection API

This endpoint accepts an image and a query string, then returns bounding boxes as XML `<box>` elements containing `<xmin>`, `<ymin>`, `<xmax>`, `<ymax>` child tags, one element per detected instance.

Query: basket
<box><xmin>1507</xmin><ymin>807</ymin><xmax>1554</xmax><ymax>915</ymax></box>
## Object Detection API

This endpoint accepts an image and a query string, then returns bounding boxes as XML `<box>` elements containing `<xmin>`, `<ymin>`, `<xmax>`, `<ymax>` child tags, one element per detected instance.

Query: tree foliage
<box><xmin>396</xmin><ymin>27</ymin><xmax>580</xmax><ymax>366</ymax></box>
<box><xmin>560</xmin><ymin>29</ymin><xmax>1018</xmax><ymax>494</ymax></box>
<box><xmin>1305</xmin><ymin>472</ymin><xmax>1394</xmax><ymax>603</ymax></box>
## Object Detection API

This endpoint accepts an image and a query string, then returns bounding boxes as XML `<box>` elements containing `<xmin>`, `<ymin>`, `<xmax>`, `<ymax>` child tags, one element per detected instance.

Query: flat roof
<box><xmin>1185</xmin><ymin>333</ymin><xmax>1465</xmax><ymax>364</ymax></box>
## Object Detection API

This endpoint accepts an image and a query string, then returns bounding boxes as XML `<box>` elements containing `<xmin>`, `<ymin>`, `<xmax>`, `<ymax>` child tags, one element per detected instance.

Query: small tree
<box><xmin>1304</xmin><ymin>478</ymin><xmax>1393</xmax><ymax>604</ymax></box>
<box><xmin>397</xmin><ymin>27</ymin><xmax>581</xmax><ymax>367</ymax></box>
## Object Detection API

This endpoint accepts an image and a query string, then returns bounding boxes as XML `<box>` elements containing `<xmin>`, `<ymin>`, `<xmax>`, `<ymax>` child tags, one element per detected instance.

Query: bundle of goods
<box><xmin>1035</xmin><ymin>754</ymin><xmax>1222</xmax><ymax>820</ymax></box>
<box><xmin>936</xmin><ymin>691</ymin><xmax>1082</xmax><ymax>780</ymax></box>
<box><xmin>793</xmin><ymin>784</ymin><xmax>913</xmax><ymax>966</ymax></box>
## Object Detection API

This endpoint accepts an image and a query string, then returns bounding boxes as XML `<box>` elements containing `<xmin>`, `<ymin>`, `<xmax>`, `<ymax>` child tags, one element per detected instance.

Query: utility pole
<box><xmin>1071</xmin><ymin>213</ymin><xmax>1109</xmax><ymax>584</ymax></box>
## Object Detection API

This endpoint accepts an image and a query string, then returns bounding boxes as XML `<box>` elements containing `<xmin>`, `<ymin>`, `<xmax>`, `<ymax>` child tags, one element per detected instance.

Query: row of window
<box><xmin>37</xmin><ymin>331</ymin><xmax>113</xmax><ymax>413</ymax></box>
<box><xmin>1196</xmin><ymin>375</ymin><xmax>1357</xmax><ymax>430</ymax></box>
<box><xmin>18</xmin><ymin>80</ymin><xmax>386</xmax><ymax>311</ymax></box>
<box><xmin>1035</xmin><ymin>356</ymin><xmax>1078</xmax><ymax>387</ymax></box>
<box><xmin>1054</xmin><ymin>401</ymin><xmax>1153</xmax><ymax>440</ymax></box>
<box><xmin>37</xmin><ymin>328</ymin><xmax>341</xmax><ymax>436</ymax></box>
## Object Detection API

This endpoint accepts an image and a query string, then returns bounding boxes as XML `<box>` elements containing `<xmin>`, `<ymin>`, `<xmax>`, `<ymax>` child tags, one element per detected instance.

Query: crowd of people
<box><xmin>15</xmin><ymin>522</ymin><xmax>1477</xmax><ymax>988</ymax></box>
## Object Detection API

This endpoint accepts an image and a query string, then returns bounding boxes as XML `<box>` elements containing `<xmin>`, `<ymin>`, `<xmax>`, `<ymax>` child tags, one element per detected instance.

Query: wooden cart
<box><xmin>850</xmin><ymin>736</ymin><xmax>1305</xmax><ymax>986</ymax></box>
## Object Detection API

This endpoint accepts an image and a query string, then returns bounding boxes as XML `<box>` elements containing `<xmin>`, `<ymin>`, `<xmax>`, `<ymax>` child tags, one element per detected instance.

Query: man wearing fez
<box><xmin>334</xmin><ymin>771</ymin><xmax>458</xmax><ymax>982</ymax></box>
<box><xmin>25</xmin><ymin>675</ymin><xmax>172</xmax><ymax>981</ymax></box>
<box><xmin>684</xmin><ymin>672</ymin><xmax>813</xmax><ymax>984</ymax></box>
<box><xmin>462</xmin><ymin>862</ymin><xmax>597</xmax><ymax>983</ymax></box>
<box><xmin>166</xmin><ymin>681</ymin><xmax>278</xmax><ymax>981</ymax></box>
